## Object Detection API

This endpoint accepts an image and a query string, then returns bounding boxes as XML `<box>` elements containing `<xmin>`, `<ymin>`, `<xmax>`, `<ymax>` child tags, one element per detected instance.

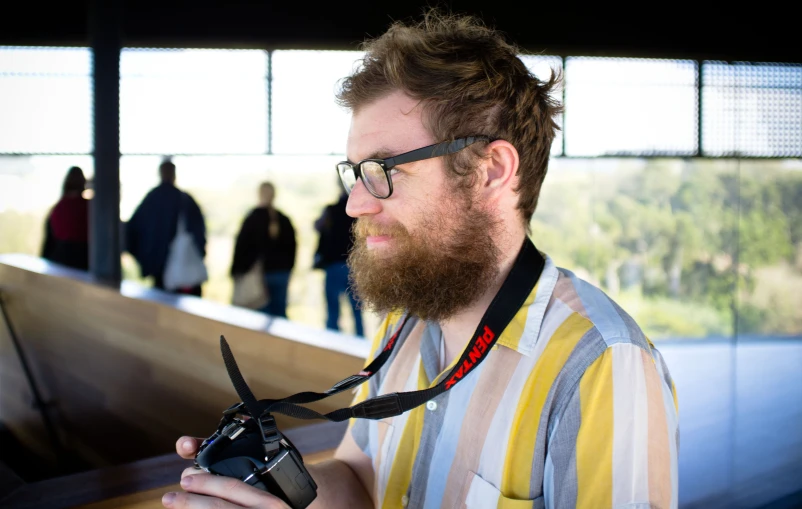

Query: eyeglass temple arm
<box><xmin>384</xmin><ymin>136</ymin><xmax>485</xmax><ymax>168</ymax></box>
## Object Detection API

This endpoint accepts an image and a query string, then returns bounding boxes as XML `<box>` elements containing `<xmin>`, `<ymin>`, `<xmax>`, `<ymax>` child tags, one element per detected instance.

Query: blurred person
<box><xmin>168</xmin><ymin>11</ymin><xmax>678</xmax><ymax>509</ymax></box>
<box><xmin>41</xmin><ymin>166</ymin><xmax>89</xmax><ymax>270</ymax></box>
<box><xmin>230</xmin><ymin>182</ymin><xmax>296</xmax><ymax>318</ymax></box>
<box><xmin>126</xmin><ymin>159</ymin><xmax>206</xmax><ymax>296</ymax></box>
<box><xmin>314</xmin><ymin>189</ymin><xmax>364</xmax><ymax>336</ymax></box>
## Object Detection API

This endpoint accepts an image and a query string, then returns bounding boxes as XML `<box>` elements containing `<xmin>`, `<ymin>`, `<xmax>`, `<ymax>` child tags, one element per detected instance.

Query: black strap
<box><xmin>220</xmin><ymin>336</ymin><xmax>261</xmax><ymax>418</ymax></box>
<box><xmin>220</xmin><ymin>237</ymin><xmax>544</xmax><ymax>422</ymax></box>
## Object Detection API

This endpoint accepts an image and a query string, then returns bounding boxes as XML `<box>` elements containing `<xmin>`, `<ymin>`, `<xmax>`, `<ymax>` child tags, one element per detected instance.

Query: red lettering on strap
<box><xmin>443</xmin><ymin>325</ymin><xmax>496</xmax><ymax>391</ymax></box>
<box><xmin>469</xmin><ymin>345</ymin><xmax>482</xmax><ymax>364</ymax></box>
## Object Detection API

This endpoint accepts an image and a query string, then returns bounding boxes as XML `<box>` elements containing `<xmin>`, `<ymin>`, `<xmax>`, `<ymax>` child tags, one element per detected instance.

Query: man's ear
<box><xmin>481</xmin><ymin>140</ymin><xmax>519</xmax><ymax>195</ymax></box>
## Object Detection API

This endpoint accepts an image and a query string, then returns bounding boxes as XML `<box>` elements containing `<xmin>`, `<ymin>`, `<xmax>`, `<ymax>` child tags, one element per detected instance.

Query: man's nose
<box><xmin>346</xmin><ymin>178</ymin><xmax>382</xmax><ymax>218</ymax></box>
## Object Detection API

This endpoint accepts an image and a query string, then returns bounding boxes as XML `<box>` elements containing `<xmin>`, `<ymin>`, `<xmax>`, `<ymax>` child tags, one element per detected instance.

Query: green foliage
<box><xmin>618</xmin><ymin>291</ymin><xmax>733</xmax><ymax>338</ymax></box>
<box><xmin>532</xmin><ymin>159</ymin><xmax>802</xmax><ymax>339</ymax></box>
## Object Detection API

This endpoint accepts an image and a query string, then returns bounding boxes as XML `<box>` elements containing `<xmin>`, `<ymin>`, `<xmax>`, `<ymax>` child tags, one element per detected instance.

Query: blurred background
<box><xmin>0</xmin><ymin>2</ymin><xmax>800</xmax><ymax>508</ymax></box>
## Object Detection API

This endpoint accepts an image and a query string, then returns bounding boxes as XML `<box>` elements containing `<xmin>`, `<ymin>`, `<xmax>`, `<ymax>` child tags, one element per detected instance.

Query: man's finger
<box><xmin>179</xmin><ymin>474</ymin><xmax>290</xmax><ymax>508</ymax></box>
<box><xmin>163</xmin><ymin>490</ymin><xmax>239</xmax><ymax>508</ymax></box>
<box><xmin>176</xmin><ymin>436</ymin><xmax>204</xmax><ymax>459</ymax></box>
<box><xmin>182</xmin><ymin>466</ymin><xmax>206</xmax><ymax>479</ymax></box>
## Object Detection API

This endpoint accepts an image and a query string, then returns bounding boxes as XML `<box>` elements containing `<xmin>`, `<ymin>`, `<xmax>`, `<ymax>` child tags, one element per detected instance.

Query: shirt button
<box><xmin>401</xmin><ymin>495</ymin><xmax>409</xmax><ymax>507</ymax></box>
<box><xmin>426</xmin><ymin>401</ymin><xmax>437</xmax><ymax>411</ymax></box>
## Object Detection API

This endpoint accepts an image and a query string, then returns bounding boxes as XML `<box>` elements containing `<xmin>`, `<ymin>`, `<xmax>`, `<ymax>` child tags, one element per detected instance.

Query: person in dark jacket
<box><xmin>314</xmin><ymin>190</ymin><xmax>363</xmax><ymax>336</ymax></box>
<box><xmin>125</xmin><ymin>160</ymin><xmax>206</xmax><ymax>296</ymax></box>
<box><xmin>42</xmin><ymin>166</ymin><xmax>90</xmax><ymax>270</ymax></box>
<box><xmin>230</xmin><ymin>182</ymin><xmax>297</xmax><ymax>317</ymax></box>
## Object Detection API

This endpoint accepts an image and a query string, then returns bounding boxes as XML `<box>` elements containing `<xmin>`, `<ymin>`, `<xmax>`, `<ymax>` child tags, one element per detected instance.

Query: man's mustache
<box><xmin>354</xmin><ymin>219</ymin><xmax>409</xmax><ymax>239</ymax></box>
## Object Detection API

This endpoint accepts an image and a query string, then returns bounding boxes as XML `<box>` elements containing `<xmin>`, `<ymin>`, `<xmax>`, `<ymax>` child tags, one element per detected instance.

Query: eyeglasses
<box><xmin>336</xmin><ymin>136</ymin><xmax>489</xmax><ymax>199</ymax></box>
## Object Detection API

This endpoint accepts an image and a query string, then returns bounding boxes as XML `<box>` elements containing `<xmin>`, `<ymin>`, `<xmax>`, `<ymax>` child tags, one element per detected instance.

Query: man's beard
<box><xmin>348</xmin><ymin>194</ymin><xmax>500</xmax><ymax>322</ymax></box>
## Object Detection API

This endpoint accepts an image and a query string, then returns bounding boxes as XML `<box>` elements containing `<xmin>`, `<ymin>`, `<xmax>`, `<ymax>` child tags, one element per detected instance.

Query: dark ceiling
<box><xmin>1</xmin><ymin>1</ymin><xmax>798</xmax><ymax>63</ymax></box>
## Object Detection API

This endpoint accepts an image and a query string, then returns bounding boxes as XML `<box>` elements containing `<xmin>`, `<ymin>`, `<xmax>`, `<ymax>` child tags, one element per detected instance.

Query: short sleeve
<box><xmin>547</xmin><ymin>343</ymin><xmax>679</xmax><ymax>509</ymax></box>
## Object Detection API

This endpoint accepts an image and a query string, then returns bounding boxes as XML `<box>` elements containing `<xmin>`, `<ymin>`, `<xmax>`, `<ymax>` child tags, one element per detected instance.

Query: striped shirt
<box><xmin>350</xmin><ymin>255</ymin><xmax>679</xmax><ymax>509</ymax></box>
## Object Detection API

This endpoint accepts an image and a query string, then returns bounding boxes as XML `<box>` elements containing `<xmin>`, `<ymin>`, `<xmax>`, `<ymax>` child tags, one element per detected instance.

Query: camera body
<box><xmin>195</xmin><ymin>405</ymin><xmax>317</xmax><ymax>509</ymax></box>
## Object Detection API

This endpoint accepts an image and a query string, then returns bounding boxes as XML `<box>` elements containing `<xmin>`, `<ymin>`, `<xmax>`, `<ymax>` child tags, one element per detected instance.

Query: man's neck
<box><xmin>438</xmin><ymin>229</ymin><xmax>527</xmax><ymax>368</ymax></box>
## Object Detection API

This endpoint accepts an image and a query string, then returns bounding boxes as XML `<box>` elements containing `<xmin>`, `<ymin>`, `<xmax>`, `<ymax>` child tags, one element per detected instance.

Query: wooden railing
<box><xmin>0</xmin><ymin>254</ymin><xmax>368</xmax><ymax>473</ymax></box>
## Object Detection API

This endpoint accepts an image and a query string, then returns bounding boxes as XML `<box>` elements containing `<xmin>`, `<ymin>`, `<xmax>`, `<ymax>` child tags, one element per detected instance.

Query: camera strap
<box><xmin>220</xmin><ymin>237</ymin><xmax>544</xmax><ymax>422</ymax></box>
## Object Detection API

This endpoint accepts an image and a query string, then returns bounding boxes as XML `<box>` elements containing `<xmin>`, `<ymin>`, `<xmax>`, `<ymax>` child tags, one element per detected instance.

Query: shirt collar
<box><xmin>496</xmin><ymin>254</ymin><xmax>559</xmax><ymax>357</ymax></box>
<box><xmin>419</xmin><ymin>253</ymin><xmax>559</xmax><ymax>362</ymax></box>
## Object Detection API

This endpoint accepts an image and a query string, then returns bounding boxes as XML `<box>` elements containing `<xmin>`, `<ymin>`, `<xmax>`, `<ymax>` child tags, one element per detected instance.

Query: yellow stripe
<box><xmin>498</xmin><ymin>496</ymin><xmax>537</xmax><ymax>509</ymax></box>
<box><xmin>381</xmin><ymin>361</ymin><xmax>428</xmax><ymax>508</ymax></box>
<box><xmin>576</xmin><ymin>350</ymin><xmax>614</xmax><ymax>509</ymax></box>
<box><xmin>431</xmin><ymin>347</ymin><xmax>461</xmax><ymax>386</ymax></box>
<box><xmin>430</xmin><ymin>285</ymin><xmax>539</xmax><ymax>388</ymax></box>
<box><xmin>373</xmin><ymin>310</ymin><xmax>405</xmax><ymax>357</ymax></box>
<box><xmin>497</xmin><ymin>284</ymin><xmax>539</xmax><ymax>353</ymax></box>
<box><xmin>501</xmin><ymin>312</ymin><xmax>593</xmax><ymax>499</ymax></box>
<box><xmin>348</xmin><ymin>311</ymin><xmax>405</xmax><ymax>430</ymax></box>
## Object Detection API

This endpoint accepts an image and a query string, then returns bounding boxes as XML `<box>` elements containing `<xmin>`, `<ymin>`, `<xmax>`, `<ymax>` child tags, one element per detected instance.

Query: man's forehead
<box><xmin>346</xmin><ymin>92</ymin><xmax>433</xmax><ymax>160</ymax></box>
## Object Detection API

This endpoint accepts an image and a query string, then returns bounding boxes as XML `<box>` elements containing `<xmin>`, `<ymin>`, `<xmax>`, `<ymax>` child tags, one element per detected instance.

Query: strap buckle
<box><xmin>259</xmin><ymin>413</ymin><xmax>282</xmax><ymax>454</ymax></box>
<box><xmin>352</xmin><ymin>393</ymin><xmax>403</xmax><ymax>419</ymax></box>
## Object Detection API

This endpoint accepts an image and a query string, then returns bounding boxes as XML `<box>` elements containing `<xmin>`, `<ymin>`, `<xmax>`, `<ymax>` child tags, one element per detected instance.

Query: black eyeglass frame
<box><xmin>336</xmin><ymin>136</ymin><xmax>490</xmax><ymax>199</ymax></box>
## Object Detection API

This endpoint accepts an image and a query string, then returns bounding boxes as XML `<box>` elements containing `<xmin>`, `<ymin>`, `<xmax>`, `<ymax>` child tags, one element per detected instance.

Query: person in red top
<box><xmin>41</xmin><ymin>166</ymin><xmax>90</xmax><ymax>270</ymax></box>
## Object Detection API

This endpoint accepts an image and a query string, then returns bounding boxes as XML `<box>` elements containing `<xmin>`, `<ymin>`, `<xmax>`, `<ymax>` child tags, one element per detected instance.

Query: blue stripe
<box><xmin>422</xmin><ymin>358</ymin><xmax>488</xmax><ymax>509</ymax></box>
<box><xmin>543</xmin><ymin>452</ymin><xmax>555</xmax><ymax>509</ymax></box>
<box><xmin>367</xmin><ymin>419</ymin><xmax>379</xmax><ymax>460</ymax></box>
<box><xmin>518</xmin><ymin>256</ymin><xmax>560</xmax><ymax>356</ymax></box>
<box><xmin>564</xmin><ymin>269</ymin><xmax>631</xmax><ymax>346</ymax></box>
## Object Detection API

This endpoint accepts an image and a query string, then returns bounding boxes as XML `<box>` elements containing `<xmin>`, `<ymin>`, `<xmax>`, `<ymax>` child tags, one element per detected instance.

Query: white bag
<box><xmin>232</xmin><ymin>260</ymin><xmax>269</xmax><ymax>309</ymax></box>
<box><xmin>163</xmin><ymin>213</ymin><xmax>208</xmax><ymax>291</ymax></box>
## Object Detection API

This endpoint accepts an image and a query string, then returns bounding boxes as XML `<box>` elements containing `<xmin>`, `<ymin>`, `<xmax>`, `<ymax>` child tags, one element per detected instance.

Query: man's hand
<box><xmin>175</xmin><ymin>436</ymin><xmax>203</xmax><ymax>460</ymax></box>
<box><xmin>163</xmin><ymin>436</ymin><xmax>291</xmax><ymax>509</ymax></box>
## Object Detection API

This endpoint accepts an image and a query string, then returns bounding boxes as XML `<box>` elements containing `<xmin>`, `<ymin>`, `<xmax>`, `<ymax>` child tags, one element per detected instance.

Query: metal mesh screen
<box><xmin>702</xmin><ymin>62</ymin><xmax>802</xmax><ymax>157</ymax></box>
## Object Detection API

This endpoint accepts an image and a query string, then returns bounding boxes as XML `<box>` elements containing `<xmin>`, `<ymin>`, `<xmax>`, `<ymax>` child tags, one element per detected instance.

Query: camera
<box><xmin>195</xmin><ymin>402</ymin><xmax>318</xmax><ymax>509</ymax></box>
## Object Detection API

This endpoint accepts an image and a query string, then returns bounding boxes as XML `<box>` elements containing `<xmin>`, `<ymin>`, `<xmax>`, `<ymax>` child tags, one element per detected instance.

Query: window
<box><xmin>120</xmin><ymin>49</ymin><xmax>268</xmax><ymax>154</ymax></box>
<box><xmin>520</xmin><ymin>55</ymin><xmax>564</xmax><ymax>156</ymax></box>
<box><xmin>702</xmin><ymin>62</ymin><xmax>802</xmax><ymax>157</ymax></box>
<box><xmin>271</xmin><ymin>50</ymin><xmax>364</xmax><ymax>155</ymax></box>
<box><xmin>564</xmin><ymin>57</ymin><xmax>698</xmax><ymax>156</ymax></box>
<box><xmin>0</xmin><ymin>47</ymin><xmax>92</xmax><ymax>154</ymax></box>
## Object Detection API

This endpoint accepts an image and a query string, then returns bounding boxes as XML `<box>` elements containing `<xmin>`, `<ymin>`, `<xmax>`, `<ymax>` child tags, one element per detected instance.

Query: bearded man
<box><xmin>166</xmin><ymin>11</ymin><xmax>679</xmax><ymax>509</ymax></box>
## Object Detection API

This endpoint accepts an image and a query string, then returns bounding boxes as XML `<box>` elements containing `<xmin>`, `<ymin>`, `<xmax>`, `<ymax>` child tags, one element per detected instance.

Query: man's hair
<box><xmin>337</xmin><ymin>10</ymin><xmax>562</xmax><ymax>223</ymax></box>
<box><xmin>62</xmin><ymin>166</ymin><xmax>86</xmax><ymax>195</ymax></box>
<box><xmin>159</xmin><ymin>160</ymin><xmax>176</xmax><ymax>182</ymax></box>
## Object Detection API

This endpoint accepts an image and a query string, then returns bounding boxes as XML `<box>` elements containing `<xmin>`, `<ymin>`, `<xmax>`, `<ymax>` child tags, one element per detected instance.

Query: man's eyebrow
<box><xmin>351</xmin><ymin>146</ymin><xmax>400</xmax><ymax>161</ymax></box>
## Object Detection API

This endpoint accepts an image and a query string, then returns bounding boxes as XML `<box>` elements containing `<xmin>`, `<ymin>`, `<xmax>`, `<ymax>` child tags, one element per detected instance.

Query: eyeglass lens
<box><xmin>337</xmin><ymin>161</ymin><xmax>390</xmax><ymax>198</ymax></box>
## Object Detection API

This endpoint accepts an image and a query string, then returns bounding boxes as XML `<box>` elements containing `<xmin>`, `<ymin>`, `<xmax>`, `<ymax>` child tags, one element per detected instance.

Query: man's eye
<box><xmin>388</xmin><ymin>168</ymin><xmax>400</xmax><ymax>177</ymax></box>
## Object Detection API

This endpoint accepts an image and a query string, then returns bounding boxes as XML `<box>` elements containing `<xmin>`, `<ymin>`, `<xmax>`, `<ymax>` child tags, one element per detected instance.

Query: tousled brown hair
<box><xmin>337</xmin><ymin>10</ymin><xmax>562</xmax><ymax>223</ymax></box>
